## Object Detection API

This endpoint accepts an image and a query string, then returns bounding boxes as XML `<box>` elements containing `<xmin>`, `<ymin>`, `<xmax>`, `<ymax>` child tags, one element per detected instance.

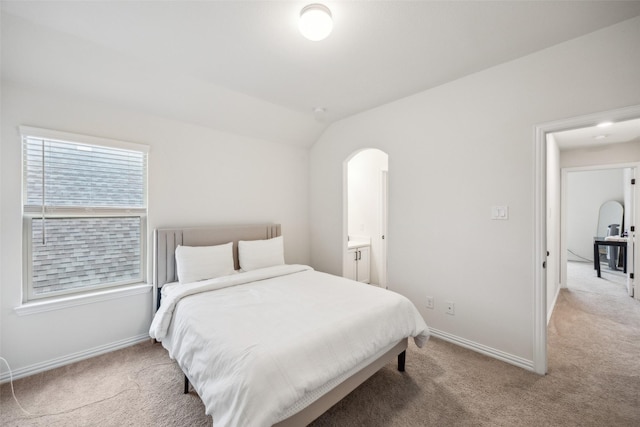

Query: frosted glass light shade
<box><xmin>299</xmin><ymin>4</ymin><xmax>333</xmax><ymax>41</ymax></box>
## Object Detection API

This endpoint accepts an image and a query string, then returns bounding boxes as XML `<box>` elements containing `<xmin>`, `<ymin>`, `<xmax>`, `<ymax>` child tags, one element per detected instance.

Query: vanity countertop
<box><xmin>348</xmin><ymin>239</ymin><xmax>370</xmax><ymax>249</ymax></box>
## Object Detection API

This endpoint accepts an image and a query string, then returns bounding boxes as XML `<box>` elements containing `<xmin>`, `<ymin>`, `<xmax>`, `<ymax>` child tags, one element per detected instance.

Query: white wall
<box><xmin>347</xmin><ymin>149</ymin><xmax>388</xmax><ymax>285</ymax></box>
<box><xmin>0</xmin><ymin>83</ymin><xmax>309</xmax><ymax>376</ymax></box>
<box><xmin>561</xmin><ymin>140</ymin><xmax>640</xmax><ymax>168</ymax></box>
<box><xmin>546</xmin><ymin>134</ymin><xmax>561</xmax><ymax>321</ymax></box>
<box><xmin>566</xmin><ymin>169</ymin><xmax>624</xmax><ymax>261</ymax></box>
<box><xmin>310</xmin><ymin>17</ymin><xmax>640</xmax><ymax>368</ymax></box>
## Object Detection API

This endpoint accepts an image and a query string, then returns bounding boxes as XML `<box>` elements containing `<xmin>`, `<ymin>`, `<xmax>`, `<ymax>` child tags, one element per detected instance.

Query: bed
<box><xmin>149</xmin><ymin>224</ymin><xmax>429</xmax><ymax>426</ymax></box>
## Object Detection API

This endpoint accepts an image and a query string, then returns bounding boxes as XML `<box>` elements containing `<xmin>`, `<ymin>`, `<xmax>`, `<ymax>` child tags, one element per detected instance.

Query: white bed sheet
<box><xmin>150</xmin><ymin>264</ymin><xmax>429</xmax><ymax>427</ymax></box>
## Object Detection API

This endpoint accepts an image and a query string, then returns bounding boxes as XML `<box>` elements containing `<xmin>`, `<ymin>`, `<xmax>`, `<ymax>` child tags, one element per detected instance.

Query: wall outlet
<box><xmin>426</xmin><ymin>296</ymin><xmax>434</xmax><ymax>309</ymax></box>
<box><xmin>445</xmin><ymin>301</ymin><xmax>455</xmax><ymax>315</ymax></box>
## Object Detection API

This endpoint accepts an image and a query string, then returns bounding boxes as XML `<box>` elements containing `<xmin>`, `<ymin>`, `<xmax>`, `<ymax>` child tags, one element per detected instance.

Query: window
<box><xmin>21</xmin><ymin>126</ymin><xmax>148</xmax><ymax>301</ymax></box>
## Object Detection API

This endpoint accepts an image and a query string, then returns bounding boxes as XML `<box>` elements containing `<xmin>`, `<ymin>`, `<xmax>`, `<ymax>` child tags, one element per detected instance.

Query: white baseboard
<box><xmin>428</xmin><ymin>328</ymin><xmax>535</xmax><ymax>372</ymax></box>
<box><xmin>0</xmin><ymin>334</ymin><xmax>151</xmax><ymax>383</ymax></box>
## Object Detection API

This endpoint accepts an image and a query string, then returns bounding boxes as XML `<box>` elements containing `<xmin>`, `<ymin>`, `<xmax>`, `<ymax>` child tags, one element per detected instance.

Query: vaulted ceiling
<box><xmin>3</xmin><ymin>1</ymin><xmax>640</xmax><ymax>147</ymax></box>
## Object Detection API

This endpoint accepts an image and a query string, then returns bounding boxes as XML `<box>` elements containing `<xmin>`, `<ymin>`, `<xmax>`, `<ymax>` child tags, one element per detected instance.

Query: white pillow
<box><xmin>238</xmin><ymin>236</ymin><xmax>285</xmax><ymax>271</ymax></box>
<box><xmin>175</xmin><ymin>242</ymin><xmax>234</xmax><ymax>284</ymax></box>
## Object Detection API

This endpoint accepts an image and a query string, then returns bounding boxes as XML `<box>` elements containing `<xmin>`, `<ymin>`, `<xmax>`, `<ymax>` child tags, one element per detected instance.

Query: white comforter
<box><xmin>149</xmin><ymin>264</ymin><xmax>429</xmax><ymax>427</ymax></box>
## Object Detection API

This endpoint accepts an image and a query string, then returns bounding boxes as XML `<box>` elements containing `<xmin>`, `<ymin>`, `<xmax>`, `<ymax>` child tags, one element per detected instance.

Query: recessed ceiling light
<box><xmin>597</xmin><ymin>121</ymin><xmax>613</xmax><ymax>128</ymax></box>
<box><xmin>313</xmin><ymin>107</ymin><xmax>327</xmax><ymax>122</ymax></box>
<box><xmin>299</xmin><ymin>4</ymin><xmax>333</xmax><ymax>41</ymax></box>
<box><xmin>594</xmin><ymin>134</ymin><xmax>609</xmax><ymax>140</ymax></box>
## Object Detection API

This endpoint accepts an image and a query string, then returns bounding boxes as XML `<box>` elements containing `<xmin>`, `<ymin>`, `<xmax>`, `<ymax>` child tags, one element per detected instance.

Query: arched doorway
<box><xmin>344</xmin><ymin>148</ymin><xmax>389</xmax><ymax>287</ymax></box>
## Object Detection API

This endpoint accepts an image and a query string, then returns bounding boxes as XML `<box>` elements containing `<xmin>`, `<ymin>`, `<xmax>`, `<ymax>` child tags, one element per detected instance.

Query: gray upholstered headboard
<box><xmin>154</xmin><ymin>223</ymin><xmax>281</xmax><ymax>289</ymax></box>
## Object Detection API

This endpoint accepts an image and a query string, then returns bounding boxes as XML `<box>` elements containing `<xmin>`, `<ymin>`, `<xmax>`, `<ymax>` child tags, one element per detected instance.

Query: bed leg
<box><xmin>398</xmin><ymin>350</ymin><xmax>406</xmax><ymax>372</ymax></box>
<box><xmin>184</xmin><ymin>375</ymin><xmax>190</xmax><ymax>394</ymax></box>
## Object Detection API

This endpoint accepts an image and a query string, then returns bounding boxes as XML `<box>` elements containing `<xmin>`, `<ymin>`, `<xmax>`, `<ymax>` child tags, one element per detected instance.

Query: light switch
<box><xmin>491</xmin><ymin>205</ymin><xmax>509</xmax><ymax>220</ymax></box>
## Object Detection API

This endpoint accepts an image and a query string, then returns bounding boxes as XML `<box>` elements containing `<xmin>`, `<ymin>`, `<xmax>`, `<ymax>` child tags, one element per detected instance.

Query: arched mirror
<box><xmin>596</xmin><ymin>200</ymin><xmax>624</xmax><ymax>270</ymax></box>
<box><xmin>596</xmin><ymin>200</ymin><xmax>623</xmax><ymax>238</ymax></box>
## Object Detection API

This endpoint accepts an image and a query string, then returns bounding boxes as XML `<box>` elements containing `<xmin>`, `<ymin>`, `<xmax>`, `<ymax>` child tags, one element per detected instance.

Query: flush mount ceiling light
<box><xmin>313</xmin><ymin>107</ymin><xmax>327</xmax><ymax>122</ymax></box>
<box><xmin>597</xmin><ymin>121</ymin><xmax>614</xmax><ymax>128</ymax></box>
<box><xmin>299</xmin><ymin>4</ymin><xmax>333</xmax><ymax>41</ymax></box>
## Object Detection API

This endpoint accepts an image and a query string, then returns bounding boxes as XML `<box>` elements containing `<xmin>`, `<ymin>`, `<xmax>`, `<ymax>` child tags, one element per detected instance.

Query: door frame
<box><xmin>534</xmin><ymin>104</ymin><xmax>640</xmax><ymax>375</ymax></box>
<box><xmin>379</xmin><ymin>170</ymin><xmax>389</xmax><ymax>288</ymax></box>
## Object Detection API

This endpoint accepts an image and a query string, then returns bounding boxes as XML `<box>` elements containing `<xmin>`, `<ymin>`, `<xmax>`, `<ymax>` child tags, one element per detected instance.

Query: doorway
<box><xmin>344</xmin><ymin>149</ymin><xmax>389</xmax><ymax>287</ymax></box>
<box><xmin>562</xmin><ymin>166</ymin><xmax>634</xmax><ymax>297</ymax></box>
<box><xmin>536</xmin><ymin>105</ymin><xmax>640</xmax><ymax>375</ymax></box>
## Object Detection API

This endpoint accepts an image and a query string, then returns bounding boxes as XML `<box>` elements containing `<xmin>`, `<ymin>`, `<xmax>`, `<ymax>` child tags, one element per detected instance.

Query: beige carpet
<box><xmin>2</xmin><ymin>266</ymin><xmax>639</xmax><ymax>426</ymax></box>
<box><xmin>566</xmin><ymin>259</ymin><xmax>628</xmax><ymax>295</ymax></box>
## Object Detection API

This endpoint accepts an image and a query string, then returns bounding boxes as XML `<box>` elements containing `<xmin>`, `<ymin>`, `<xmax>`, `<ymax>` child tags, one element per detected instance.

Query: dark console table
<box><xmin>593</xmin><ymin>239</ymin><xmax>627</xmax><ymax>278</ymax></box>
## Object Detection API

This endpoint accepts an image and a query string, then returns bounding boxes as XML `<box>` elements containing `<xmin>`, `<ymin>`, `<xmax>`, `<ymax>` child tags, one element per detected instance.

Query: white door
<box><xmin>357</xmin><ymin>246</ymin><xmax>371</xmax><ymax>284</ymax></box>
<box><xmin>380</xmin><ymin>170</ymin><xmax>388</xmax><ymax>288</ymax></box>
<box><xmin>625</xmin><ymin>167</ymin><xmax>637</xmax><ymax>298</ymax></box>
<box><xmin>344</xmin><ymin>248</ymin><xmax>358</xmax><ymax>281</ymax></box>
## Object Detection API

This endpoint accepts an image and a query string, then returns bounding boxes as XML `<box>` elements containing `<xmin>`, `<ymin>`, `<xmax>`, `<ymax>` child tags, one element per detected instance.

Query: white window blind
<box><xmin>23</xmin><ymin>137</ymin><xmax>147</xmax><ymax>211</ymax></box>
<box><xmin>21</xmin><ymin>127</ymin><xmax>148</xmax><ymax>300</ymax></box>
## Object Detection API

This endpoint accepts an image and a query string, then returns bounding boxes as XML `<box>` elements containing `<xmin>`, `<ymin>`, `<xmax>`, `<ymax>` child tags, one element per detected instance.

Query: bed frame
<box><xmin>153</xmin><ymin>223</ymin><xmax>408</xmax><ymax>426</ymax></box>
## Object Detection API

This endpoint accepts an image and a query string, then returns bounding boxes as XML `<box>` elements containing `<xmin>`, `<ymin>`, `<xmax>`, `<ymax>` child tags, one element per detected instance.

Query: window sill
<box><xmin>14</xmin><ymin>283</ymin><xmax>152</xmax><ymax>316</ymax></box>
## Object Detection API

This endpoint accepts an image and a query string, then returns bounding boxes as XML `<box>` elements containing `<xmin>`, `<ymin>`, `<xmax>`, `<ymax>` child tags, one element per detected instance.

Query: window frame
<box><xmin>20</xmin><ymin>126</ymin><xmax>149</xmax><ymax>302</ymax></box>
